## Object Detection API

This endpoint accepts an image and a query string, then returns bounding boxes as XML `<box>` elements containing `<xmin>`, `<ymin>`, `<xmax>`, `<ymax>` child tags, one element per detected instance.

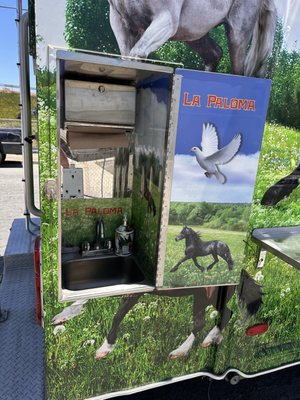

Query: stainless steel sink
<box><xmin>62</xmin><ymin>255</ymin><xmax>145</xmax><ymax>291</ymax></box>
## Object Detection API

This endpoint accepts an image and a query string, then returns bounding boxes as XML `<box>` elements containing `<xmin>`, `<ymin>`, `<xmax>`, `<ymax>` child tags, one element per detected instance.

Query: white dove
<box><xmin>191</xmin><ymin>123</ymin><xmax>242</xmax><ymax>184</ymax></box>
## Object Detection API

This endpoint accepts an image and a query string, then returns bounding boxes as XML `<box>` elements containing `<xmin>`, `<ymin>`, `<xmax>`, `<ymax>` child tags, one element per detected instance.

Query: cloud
<box><xmin>171</xmin><ymin>152</ymin><xmax>260</xmax><ymax>203</ymax></box>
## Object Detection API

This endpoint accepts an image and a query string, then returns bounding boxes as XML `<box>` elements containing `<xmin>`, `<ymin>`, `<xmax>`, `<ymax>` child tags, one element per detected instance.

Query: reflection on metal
<box><xmin>19</xmin><ymin>12</ymin><xmax>41</xmax><ymax>217</ymax></box>
<box><xmin>252</xmin><ymin>226</ymin><xmax>300</xmax><ymax>270</ymax></box>
<box><xmin>156</xmin><ymin>75</ymin><xmax>182</xmax><ymax>287</ymax></box>
<box><xmin>44</xmin><ymin>179</ymin><xmax>59</xmax><ymax>200</ymax></box>
<box><xmin>64</xmin><ymin>122</ymin><xmax>133</xmax><ymax>150</ymax></box>
<box><xmin>57</xmin><ymin>49</ymin><xmax>175</xmax><ymax>82</ymax></box>
<box><xmin>62</xmin><ymin>167</ymin><xmax>84</xmax><ymax>199</ymax></box>
<box><xmin>256</xmin><ymin>249</ymin><xmax>267</xmax><ymax>269</ymax></box>
<box><xmin>65</xmin><ymin>80</ymin><xmax>136</xmax><ymax>125</ymax></box>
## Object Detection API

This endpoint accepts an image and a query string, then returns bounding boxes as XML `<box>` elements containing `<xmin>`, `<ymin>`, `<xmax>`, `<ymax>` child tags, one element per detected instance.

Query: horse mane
<box><xmin>238</xmin><ymin>269</ymin><xmax>264</xmax><ymax>318</ymax></box>
<box><xmin>188</xmin><ymin>227</ymin><xmax>203</xmax><ymax>244</ymax></box>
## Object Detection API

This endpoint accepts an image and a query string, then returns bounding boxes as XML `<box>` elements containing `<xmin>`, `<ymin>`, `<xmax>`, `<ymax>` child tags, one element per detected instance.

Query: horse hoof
<box><xmin>95</xmin><ymin>340</ymin><xmax>115</xmax><ymax>359</ymax></box>
<box><xmin>95</xmin><ymin>351</ymin><xmax>110</xmax><ymax>359</ymax></box>
<box><xmin>201</xmin><ymin>341</ymin><xmax>213</xmax><ymax>348</ymax></box>
<box><xmin>168</xmin><ymin>351</ymin><xmax>185</xmax><ymax>359</ymax></box>
<box><xmin>52</xmin><ymin>316</ymin><xmax>67</xmax><ymax>325</ymax></box>
<box><xmin>201</xmin><ymin>327</ymin><xmax>223</xmax><ymax>347</ymax></box>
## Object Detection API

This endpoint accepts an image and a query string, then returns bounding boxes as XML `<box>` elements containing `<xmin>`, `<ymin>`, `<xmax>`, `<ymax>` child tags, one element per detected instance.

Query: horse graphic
<box><xmin>170</xmin><ymin>226</ymin><xmax>234</xmax><ymax>273</ymax></box>
<box><xmin>108</xmin><ymin>0</ymin><xmax>277</xmax><ymax>76</ymax></box>
<box><xmin>52</xmin><ymin>270</ymin><xmax>262</xmax><ymax>359</ymax></box>
<box><xmin>261</xmin><ymin>163</ymin><xmax>300</xmax><ymax>206</ymax></box>
<box><xmin>142</xmin><ymin>184</ymin><xmax>156</xmax><ymax>217</ymax></box>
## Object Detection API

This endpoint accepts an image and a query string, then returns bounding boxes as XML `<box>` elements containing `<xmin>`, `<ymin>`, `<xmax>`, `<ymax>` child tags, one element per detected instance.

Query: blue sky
<box><xmin>0</xmin><ymin>0</ymin><xmax>35</xmax><ymax>88</ymax></box>
<box><xmin>170</xmin><ymin>70</ymin><xmax>271</xmax><ymax>203</ymax></box>
<box><xmin>175</xmin><ymin>70</ymin><xmax>271</xmax><ymax>156</ymax></box>
<box><xmin>0</xmin><ymin>1</ymin><xmax>20</xmax><ymax>86</ymax></box>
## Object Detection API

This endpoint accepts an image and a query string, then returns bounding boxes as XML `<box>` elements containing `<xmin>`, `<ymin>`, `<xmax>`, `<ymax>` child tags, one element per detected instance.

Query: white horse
<box><xmin>108</xmin><ymin>0</ymin><xmax>277</xmax><ymax>77</ymax></box>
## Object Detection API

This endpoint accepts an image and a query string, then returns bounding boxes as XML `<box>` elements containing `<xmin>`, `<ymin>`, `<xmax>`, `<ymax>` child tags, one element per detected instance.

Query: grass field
<box><xmin>0</xmin><ymin>89</ymin><xmax>36</xmax><ymax>119</ymax></box>
<box><xmin>38</xmin><ymin>98</ymin><xmax>300</xmax><ymax>399</ymax></box>
<box><xmin>214</xmin><ymin>122</ymin><xmax>300</xmax><ymax>373</ymax></box>
<box><xmin>0</xmin><ymin>90</ymin><xmax>38</xmax><ymax>135</ymax></box>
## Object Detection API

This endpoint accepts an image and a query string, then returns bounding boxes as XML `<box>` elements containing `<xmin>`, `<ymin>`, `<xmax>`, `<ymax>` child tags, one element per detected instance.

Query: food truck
<box><xmin>18</xmin><ymin>0</ymin><xmax>300</xmax><ymax>398</ymax></box>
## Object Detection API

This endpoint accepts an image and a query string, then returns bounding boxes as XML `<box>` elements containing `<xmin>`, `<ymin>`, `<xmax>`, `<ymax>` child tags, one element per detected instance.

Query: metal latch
<box><xmin>256</xmin><ymin>249</ymin><xmax>267</xmax><ymax>269</ymax></box>
<box><xmin>44</xmin><ymin>179</ymin><xmax>59</xmax><ymax>200</ymax></box>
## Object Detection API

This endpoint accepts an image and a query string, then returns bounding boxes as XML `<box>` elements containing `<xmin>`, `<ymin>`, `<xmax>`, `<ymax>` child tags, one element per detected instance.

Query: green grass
<box><xmin>0</xmin><ymin>89</ymin><xmax>36</xmax><ymax>119</ymax></box>
<box><xmin>46</xmin><ymin>294</ymin><xmax>220</xmax><ymax>400</ymax></box>
<box><xmin>38</xmin><ymin>80</ymin><xmax>300</xmax><ymax>400</ymax></box>
<box><xmin>214</xmin><ymin>122</ymin><xmax>300</xmax><ymax>373</ymax></box>
<box><xmin>249</xmin><ymin>123</ymin><xmax>300</xmax><ymax>230</ymax></box>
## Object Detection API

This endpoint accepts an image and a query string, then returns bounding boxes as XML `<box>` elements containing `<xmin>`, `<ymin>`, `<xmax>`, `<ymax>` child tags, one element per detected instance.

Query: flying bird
<box><xmin>191</xmin><ymin>123</ymin><xmax>242</xmax><ymax>184</ymax></box>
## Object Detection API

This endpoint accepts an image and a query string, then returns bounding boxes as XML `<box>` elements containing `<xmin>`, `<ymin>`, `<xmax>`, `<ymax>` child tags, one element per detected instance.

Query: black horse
<box><xmin>261</xmin><ymin>163</ymin><xmax>300</xmax><ymax>206</ymax></box>
<box><xmin>170</xmin><ymin>226</ymin><xmax>234</xmax><ymax>273</ymax></box>
<box><xmin>140</xmin><ymin>175</ymin><xmax>156</xmax><ymax>217</ymax></box>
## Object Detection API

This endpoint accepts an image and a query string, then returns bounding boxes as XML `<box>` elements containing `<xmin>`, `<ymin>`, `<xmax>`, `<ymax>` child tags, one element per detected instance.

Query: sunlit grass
<box><xmin>38</xmin><ymin>96</ymin><xmax>300</xmax><ymax>399</ymax></box>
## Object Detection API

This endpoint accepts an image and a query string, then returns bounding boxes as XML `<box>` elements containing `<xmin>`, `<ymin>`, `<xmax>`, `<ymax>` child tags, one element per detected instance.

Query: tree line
<box><xmin>169</xmin><ymin>202</ymin><xmax>251</xmax><ymax>232</ymax></box>
<box><xmin>64</xmin><ymin>0</ymin><xmax>300</xmax><ymax>129</ymax></box>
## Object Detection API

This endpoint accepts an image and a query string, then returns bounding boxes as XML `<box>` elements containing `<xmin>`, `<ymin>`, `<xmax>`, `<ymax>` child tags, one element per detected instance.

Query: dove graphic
<box><xmin>191</xmin><ymin>123</ymin><xmax>242</xmax><ymax>184</ymax></box>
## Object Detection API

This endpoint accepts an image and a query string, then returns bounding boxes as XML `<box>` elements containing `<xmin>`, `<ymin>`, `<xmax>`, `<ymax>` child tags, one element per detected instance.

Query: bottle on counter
<box><xmin>115</xmin><ymin>213</ymin><xmax>134</xmax><ymax>256</ymax></box>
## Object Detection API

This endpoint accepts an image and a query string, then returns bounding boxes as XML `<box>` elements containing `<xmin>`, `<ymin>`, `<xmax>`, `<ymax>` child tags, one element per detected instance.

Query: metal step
<box><xmin>4</xmin><ymin>218</ymin><xmax>39</xmax><ymax>273</ymax></box>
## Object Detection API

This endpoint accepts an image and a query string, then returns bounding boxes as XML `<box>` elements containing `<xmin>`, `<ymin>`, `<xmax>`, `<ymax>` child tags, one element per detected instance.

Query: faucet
<box><xmin>95</xmin><ymin>218</ymin><xmax>105</xmax><ymax>250</ymax></box>
<box><xmin>81</xmin><ymin>218</ymin><xmax>113</xmax><ymax>257</ymax></box>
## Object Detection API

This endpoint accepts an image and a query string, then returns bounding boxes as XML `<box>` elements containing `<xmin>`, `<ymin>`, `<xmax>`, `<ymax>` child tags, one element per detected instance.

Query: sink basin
<box><xmin>62</xmin><ymin>255</ymin><xmax>145</xmax><ymax>291</ymax></box>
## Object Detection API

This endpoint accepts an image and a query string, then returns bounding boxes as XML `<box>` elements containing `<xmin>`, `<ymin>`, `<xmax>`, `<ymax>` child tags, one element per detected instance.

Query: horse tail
<box><xmin>237</xmin><ymin>269</ymin><xmax>264</xmax><ymax>318</ymax></box>
<box><xmin>244</xmin><ymin>0</ymin><xmax>277</xmax><ymax>77</ymax></box>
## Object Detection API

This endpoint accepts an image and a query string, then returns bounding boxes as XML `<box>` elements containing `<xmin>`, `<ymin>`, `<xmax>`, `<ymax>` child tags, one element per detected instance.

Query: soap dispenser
<box><xmin>115</xmin><ymin>213</ymin><xmax>134</xmax><ymax>256</ymax></box>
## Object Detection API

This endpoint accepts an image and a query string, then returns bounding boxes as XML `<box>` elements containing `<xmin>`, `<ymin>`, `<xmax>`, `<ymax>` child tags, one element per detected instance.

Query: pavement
<box><xmin>0</xmin><ymin>154</ymin><xmax>39</xmax><ymax>255</ymax></box>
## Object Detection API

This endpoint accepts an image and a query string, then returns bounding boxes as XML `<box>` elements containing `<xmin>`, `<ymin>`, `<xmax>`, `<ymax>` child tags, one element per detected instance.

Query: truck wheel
<box><xmin>0</xmin><ymin>153</ymin><xmax>6</xmax><ymax>163</ymax></box>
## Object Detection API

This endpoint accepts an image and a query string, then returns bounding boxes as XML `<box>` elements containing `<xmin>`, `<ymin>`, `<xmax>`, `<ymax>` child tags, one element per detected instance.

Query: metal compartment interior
<box><xmin>56</xmin><ymin>51</ymin><xmax>175</xmax><ymax>300</ymax></box>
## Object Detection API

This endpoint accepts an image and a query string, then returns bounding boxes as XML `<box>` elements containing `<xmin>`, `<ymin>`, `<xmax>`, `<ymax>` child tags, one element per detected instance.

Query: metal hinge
<box><xmin>256</xmin><ymin>249</ymin><xmax>267</xmax><ymax>269</ymax></box>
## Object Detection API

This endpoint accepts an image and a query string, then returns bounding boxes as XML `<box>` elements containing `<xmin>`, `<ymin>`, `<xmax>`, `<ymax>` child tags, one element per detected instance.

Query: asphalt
<box><xmin>0</xmin><ymin>154</ymin><xmax>39</xmax><ymax>255</ymax></box>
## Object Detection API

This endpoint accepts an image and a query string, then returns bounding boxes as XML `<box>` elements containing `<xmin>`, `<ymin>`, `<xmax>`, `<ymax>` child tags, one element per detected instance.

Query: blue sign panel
<box><xmin>162</xmin><ymin>70</ymin><xmax>271</xmax><ymax>288</ymax></box>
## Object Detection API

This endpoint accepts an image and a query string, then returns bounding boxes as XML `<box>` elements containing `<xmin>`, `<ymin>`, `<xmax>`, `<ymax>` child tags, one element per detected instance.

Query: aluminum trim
<box><xmin>86</xmin><ymin>361</ymin><xmax>300</xmax><ymax>400</ymax></box>
<box><xmin>156</xmin><ymin>74</ymin><xmax>182</xmax><ymax>287</ymax></box>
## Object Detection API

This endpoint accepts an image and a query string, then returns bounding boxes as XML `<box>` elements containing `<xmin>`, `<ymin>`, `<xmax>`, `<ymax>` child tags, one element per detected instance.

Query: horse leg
<box><xmin>226</xmin><ymin>2</ymin><xmax>257</xmax><ymax>75</ymax></box>
<box><xmin>109</xmin><ymin>3</ymin><xmax>137</xmax><ymax>55</ymax></box>
<box><xmin>95</xmin><ymin>294</ymin><xmax>143</xmax><ymax>359</ymax></box>
<box><xmin>170</xmin><ymin>254</ymin><xmax>191</xmax><ymax>272</ymax></box>
<box><xmin>169</xmin><ymin>290</ymin><xmax>206</xmax><ymax>358</ymax></box>
<box><xmin>202</xmin><ymin>286</ymin><xmax>235</xmax><ymax>347</ymax></box>
<box><xmin>51</xmin><ymin>299</ymin><xmax>88</xmax><ymax>325</ymax></box>
<box><xmin>220</xmin><ymin>251</ymin><xmax>234</xmax><ymax>271</ymax></box>
<box><xmin>129</xmin><ymin>11</ymin><xmax>179</xmax><ymax>58</ymax></box>
<box><xmin>207</xmin><ymin>253</ymin><xmax>219</xmax><ymax>271</ymax></box>
<box><xmin>186</xmin><ymin>34</ymin><xmax>223</xmax><ymax>72</ymax></box>
<box><xmin>192</xmin><ymin>256</ymin><xmax>204</xmax><ymax>273</ymax></box>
